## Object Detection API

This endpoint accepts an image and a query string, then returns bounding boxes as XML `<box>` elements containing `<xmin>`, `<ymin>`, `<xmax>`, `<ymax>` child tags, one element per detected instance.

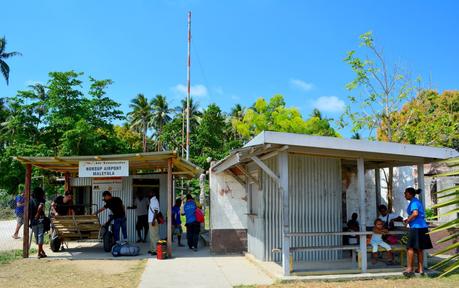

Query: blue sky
<box><xmin>1</xmin><ymin>0</ymin><xmax>458</xmax><ymax>138</ymax></box>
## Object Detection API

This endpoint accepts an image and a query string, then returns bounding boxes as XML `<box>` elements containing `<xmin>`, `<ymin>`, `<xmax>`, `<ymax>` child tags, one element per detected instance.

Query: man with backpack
<box><xmin>11</xmin><ymin>191</ymin><xmax>25</xmax><ymax>239</ymax></box>
<box><xmin>184</xmin><ymin>194</ymin><xmax>203</xmax><ymax>252</ymax></box>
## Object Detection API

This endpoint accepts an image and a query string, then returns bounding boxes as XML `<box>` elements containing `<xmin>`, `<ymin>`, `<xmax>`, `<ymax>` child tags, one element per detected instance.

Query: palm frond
<box><xmin>435</xmin><ymin>232</ymin><xmax>459</xmax><ymax>244</ymax></box>
<box><xmin>0</xmin><ymin>60</ymin><xmax>10</xmax><ymax>85</ymax></box>
<box><xmin>0</xmin><ymin>51</ymin><xmax>22</xmax><ymax>59</ymax></box>
<box><xmin>431</xmin><ymin>197</ymin><xmax>459</xmax><ymax>209</ymax></box>
<box><xmin>431</xmin><ymin>253</ymin><xmax>459</xmax><ymax>270</ymax></box>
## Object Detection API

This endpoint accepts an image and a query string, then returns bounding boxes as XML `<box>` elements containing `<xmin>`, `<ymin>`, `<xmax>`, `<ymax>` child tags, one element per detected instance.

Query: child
<box><xmin>371</xmin><ymin>218</ymin><xmax>394</xmax><ymax>265</ymax></box>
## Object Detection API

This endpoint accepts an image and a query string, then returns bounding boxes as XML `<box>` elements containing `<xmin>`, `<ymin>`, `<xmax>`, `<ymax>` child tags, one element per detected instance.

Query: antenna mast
<box><xmin>186</xmin><ymin>11</ymin><xmax>191</xmax><ymax>160</ymax></box>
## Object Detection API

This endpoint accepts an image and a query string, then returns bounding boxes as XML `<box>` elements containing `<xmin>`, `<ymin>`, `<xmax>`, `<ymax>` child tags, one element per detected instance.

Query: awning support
<box><xmin>251</xmin><ymin>156</ymin><xmax>280</xmax><ymax>186</ymax></box>
<box><xmin>357</xmin><ymin>158</ymin><xmax>367</xmax><ymax>272</ymax></box>
<box><xmin>23</xmin><ymin>164</ymin><xmax>32</xmax><ymax>258</ymax></box>
<box><xmin>417</xmin><ymin>163</ymin><xmax>428</xmax><ymax>268</ymax></box>
<box><xmin>279</xmin><ymin>151</ymin><xmax>290</xmax><ymax>276</ymax></box>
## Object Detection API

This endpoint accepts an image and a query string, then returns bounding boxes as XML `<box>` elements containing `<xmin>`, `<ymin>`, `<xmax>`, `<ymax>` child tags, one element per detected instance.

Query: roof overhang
<box><xmin>213</xmin><ymin>131</ymin><xmax>459</xmax><ymax>173</ymax></box>
<box><xmin>15</xmin><ymin>151</ymin><xmax>202</xmax><ymax>178</ymax></box>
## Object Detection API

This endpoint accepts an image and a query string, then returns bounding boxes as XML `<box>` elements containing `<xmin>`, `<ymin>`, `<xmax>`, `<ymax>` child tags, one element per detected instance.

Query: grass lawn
<box><xmin>0</xmin><ymin>257</ymin><xmax>147</xmax><ymax>288</ymax></box>
<box><xmin>237</xmin><ymin>275</ymin><xmax>459</xmax><ymax>288</ymax></box>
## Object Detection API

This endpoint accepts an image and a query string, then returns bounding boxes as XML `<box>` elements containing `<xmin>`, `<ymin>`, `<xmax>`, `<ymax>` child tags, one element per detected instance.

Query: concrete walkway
<box><xmin>0</xmin><ymin>220</ymin><xmax>23</xmax><ymax>251</ymax></box>
<box><xmin>139</xmin><ymin>246</ymin><xmax>273</xmax><ymax>288</ymax></box>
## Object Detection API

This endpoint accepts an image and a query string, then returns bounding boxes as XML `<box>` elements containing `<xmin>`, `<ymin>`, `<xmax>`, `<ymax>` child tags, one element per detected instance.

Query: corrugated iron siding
<box><xmin>259</xmin><ymin>154</ymin><xmax>342</xmax><ymax>262</ymax></box>
<box><xmin>91</xmin><ymin>174</ymin><xmax>168</xmax><ymax>242</ymax></box>
<box><xmin>71</xmin><ymin>177</ymin><xmax>92</xmax><ymax>187</ymax></box>
<box><xmin>247</xmin><ymin>181</ymin><xmax>265</xmax><ymax>260</ymax></box>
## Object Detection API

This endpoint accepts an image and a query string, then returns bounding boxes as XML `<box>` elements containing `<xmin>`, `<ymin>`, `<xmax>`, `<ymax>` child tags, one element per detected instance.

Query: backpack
<box><xmin>195</xmin><ymin>208</ymin><xmax>204</xmax><ymax>223</ymax></box>
<box><xmin>111</xmin><ymin>242</ymin><xmax>140</xmax><ymax>257</ymax></box>
<box><xmin>8</xmin><ymin>198</ymin><xmax>17</xmax><ymax>210</ymax></box>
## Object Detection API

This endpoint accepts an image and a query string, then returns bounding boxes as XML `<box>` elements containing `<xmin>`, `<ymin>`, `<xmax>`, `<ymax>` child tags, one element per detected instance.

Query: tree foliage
<box><xmin>234</xmin><ymin>94</ymin><xmax>339</xmax><ymax>140</ymax></box>
<box><xmin>378</xmin><ymin>89</ymin><xmax>459</xmax><ymax>150</ymax></box>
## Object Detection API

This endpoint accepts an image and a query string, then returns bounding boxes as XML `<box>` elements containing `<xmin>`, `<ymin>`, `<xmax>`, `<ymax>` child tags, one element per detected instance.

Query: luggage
<box><xmin>111</xmin><ymin>242</ymin><xmax>140</xmax><ymax>257</ymax></box>
<box><xmin>156</xmin><ymin>240</ymin><xmax>168</xmax><ymax>260</ymax></box>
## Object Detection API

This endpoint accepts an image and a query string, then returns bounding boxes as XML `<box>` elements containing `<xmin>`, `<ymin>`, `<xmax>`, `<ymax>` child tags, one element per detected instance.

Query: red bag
<box><xmin>195</xmin><ymin>208</ymin><xmax>204</xmax><ymax>223</ymax></box>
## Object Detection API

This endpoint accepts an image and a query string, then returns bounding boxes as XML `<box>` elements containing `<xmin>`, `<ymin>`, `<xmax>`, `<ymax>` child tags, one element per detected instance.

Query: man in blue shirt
<box><xmin>183</xmin><ymin>194</ymin><xmax>200</xmax><ymax>251</ymax></box>
<box><xmin>12</xmin><ymin>191</ymin><xmax>25</xmax><ymax>239</ymax></box>
<box><xmin>172</xmin><ymin>198</ymin><xmax>184</xmax><ymax>247</ymax></box>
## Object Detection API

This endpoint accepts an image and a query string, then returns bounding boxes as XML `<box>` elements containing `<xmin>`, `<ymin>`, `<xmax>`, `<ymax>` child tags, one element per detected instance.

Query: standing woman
<box><xmin>403</xmin><ymin>187</ymin><xmax>433</xmax><ymax>277</ymax></box>
<box><xmin>30</xmin><ymin>187</ymin><xmax>47</xmax><ymax>258</ymax></box>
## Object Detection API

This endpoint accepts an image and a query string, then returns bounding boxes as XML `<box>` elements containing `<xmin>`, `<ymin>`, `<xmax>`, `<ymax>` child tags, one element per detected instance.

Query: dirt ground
<box><xmin>0</xmin><ymin>259</ymin><xmax>146</xmax><ymax>288</ymax></box>
<box><xmin>255</xmin><ymin>275</ymin><xmax>459</xmax><ymax>288</ymax></box>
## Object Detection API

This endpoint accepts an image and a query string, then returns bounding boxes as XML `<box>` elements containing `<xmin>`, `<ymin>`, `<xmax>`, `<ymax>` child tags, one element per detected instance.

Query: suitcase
<box><xmin>111</xmin><ymin>242</ymin><xmax>140</xmax><ymax>257</ymax></box>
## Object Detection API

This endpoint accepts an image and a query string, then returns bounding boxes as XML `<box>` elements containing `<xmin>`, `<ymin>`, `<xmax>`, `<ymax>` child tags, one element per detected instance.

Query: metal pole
<box><xmin>279</xmin><ymin>152</ymin><xmax>290</xmax><ymax>275</ymax></box>
<box><xmin>417</xmin><ymin>163</ymin><xmax>428</xmax><ymax>268</ymax></box>
<box><xmin>23</xmin><ymin>164</ymin><xmax>32</xmax><ymax>258</ymax></box>
<box><xmin>186</xmin><ymin>11</ymin><xmax>191</xmax><ymax>161</ymax></box>
<box><xmin>357</xmin><ymin>158</ymin><xmax>367</xmax><ymax>272</ymax></box>
<box><xmin>167</xmin><ymin>158</ymin><xmax>173</xmax><ymax>257</ymax></box>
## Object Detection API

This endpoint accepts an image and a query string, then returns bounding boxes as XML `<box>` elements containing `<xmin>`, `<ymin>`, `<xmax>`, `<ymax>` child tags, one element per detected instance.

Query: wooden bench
<box><xmin>357</xmin><ymin>244</ymin><xmax>406</xmax><ymax>268</ymax></box>
<box><xmin>273</xmin><ymin>245</ymin><xmax>361</xmax><ymax>273</ymax></box>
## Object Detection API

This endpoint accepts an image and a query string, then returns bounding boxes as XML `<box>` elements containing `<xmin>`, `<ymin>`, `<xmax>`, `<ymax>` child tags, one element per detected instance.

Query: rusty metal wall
<box><xmin>259</xmin><ymin>154</ymin><xmax>342</xmax><ymax>262</ymax></box>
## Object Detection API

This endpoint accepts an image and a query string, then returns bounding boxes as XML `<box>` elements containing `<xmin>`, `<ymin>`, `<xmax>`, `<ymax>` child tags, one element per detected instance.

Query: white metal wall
<box><xmin>91</xmin><ymin>174</ymin><xmax>168</xmax><ymax>242</ymax></box>
<box><xmin>258</xmin><ymin>154</ymin><xmax>342</xmax><ymax>262</ymax></box>
<box><xmin>70</xmin><ymin>177</ymin><xmax>92</xmax><ymax>187</ymax></box>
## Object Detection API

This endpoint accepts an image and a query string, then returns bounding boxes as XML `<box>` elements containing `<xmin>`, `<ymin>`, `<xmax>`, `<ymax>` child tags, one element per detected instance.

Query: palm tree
<box><xmin>230</xmin><ymin>104</ymin><xmax>245</xmax><ymax>140</ymax></box>
<box><xmin>150</xmin><ymin>94</ymin><xmax>172</xmax><ymax>151</ymax></box>
<box><xmin>0</xmin><ymin>37</ymin><xmax>22</xmax><ymax>85</ymax></box>
<box><xmin>28</xmin><ymin>83</ymin><xmax>48</xmax><ymax>124</ymax></box>
<box><xmin>127</xmin><ymin>94</ymin><xmax>152</xmax><ymax>152</ymax></box>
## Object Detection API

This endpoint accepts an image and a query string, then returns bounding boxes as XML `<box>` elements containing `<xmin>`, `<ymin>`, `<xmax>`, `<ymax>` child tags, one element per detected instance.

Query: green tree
<box><xmin>234</xmin><ymin>94</ymin><xmax>339</xmax><ymax>140</ymax></box>
<box><xmin>0</xmin><ymin>37</ymin><xmax>22</xmax><ymax>85</ymax></box>
<box><xmin>340</xmin><ymin>31</ymin><xmax>415</xmax><ymax>211</ymax></box>
<box><xmin>127</xmin><ymin>94</ymin><xmax>152</xmax><ymax>152</ymax></box>
<box><xmin>378</xmin><ymin>89</ymin><xmax>459</xmax><ymax>150</ymax></box>
<box><xmin>151</xmin><ymin>95</ymin><xmax>172</xmax><ymax>151</ymax></box>
<box><xmin>230</xmin><ymin>104</ymin><xmax>245</xmax><ymax>140</ymax></box>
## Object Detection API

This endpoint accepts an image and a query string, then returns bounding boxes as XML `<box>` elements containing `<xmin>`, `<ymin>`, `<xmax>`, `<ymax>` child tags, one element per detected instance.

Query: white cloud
<box><xmin>173</xmin><ymin>84</ymin><xmax>208</xmax><ymax>97</ymax></box>
<box><xmin>290</xmin><ymin>79</ymin><xmax>314</xmax><ymax>92</ymax></box>
<box><xmin>313</xmin><ymin>96</ymin><xmax>345</xmax><ymax>113</ymax></box>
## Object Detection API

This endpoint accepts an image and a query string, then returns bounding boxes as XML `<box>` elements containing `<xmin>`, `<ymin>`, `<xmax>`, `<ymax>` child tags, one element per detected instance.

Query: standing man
<box><xmin>172</xmin><ymin>198</ymin><xmax>184</xmax><ymax>247</ymax></box>
<box><xmin>148</xmin><ymin>190</ymin><xmax>160</xmax><ymax>255</ymax></box>
<box><xmin>128</xmin><ymin>192</ymin><xmax>149</xmax><ymax>243</ymax></box>
<box><xmin>94</xmin><ymin>191</ymin><xmax>127</xmax><ymax>244</ymax></box>
<box><xmin>51</xmin><ymin>191</ymin><xmax>74</xmax><ymax>216</ymax></box>
<box><xmin>184</xmin><ymin>194</ymin><xmax>200</xmax><ymax>251</ymax></box>
<box><xmin>11</xmin><ymin>191</ymin><xmax>24</xmax><ymax>239</ymax></box>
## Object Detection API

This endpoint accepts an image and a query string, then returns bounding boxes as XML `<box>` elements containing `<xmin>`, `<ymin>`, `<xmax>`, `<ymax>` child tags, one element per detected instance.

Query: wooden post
<box><xmin>23</xmin><ymin>164</ymin><xmax>32</xmax><ymax>258</ymax></box>
<box><xmin>375</xmin><ymin>168</ymin><xmax>381</xmax><ymax>210</ymax></box>
<box><xmin>64</xmin><ymin>172</ymin><xmax>71</xmax><ymax>192</ymax></box>
<box><xmin>279</xmin><ymin>151</ymin><xmax>290</xmax><ymax>276</ymax></box>
<box><xmin>357</xmin><ymin>158</ymin><xmax>367</xmax><ymax>272</ymax></box>
<box><xmin>167</xmin><ymin>158</ymin><xmax>173</xmax><ymax>257</ymax></box>
<box><xmin>417</xmin><ymin>163</ymin><xmax>428</xmax><ymax>268</ymax></box>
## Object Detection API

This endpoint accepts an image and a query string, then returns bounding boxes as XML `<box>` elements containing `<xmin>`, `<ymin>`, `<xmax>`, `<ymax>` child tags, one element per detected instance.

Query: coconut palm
<box><xmin>0</xmin><ymin>37</ymin><xmax>22</xmax><ymax>85</ymax></box>
<box><xmin>150</xmin><ymin>94</ymin><xmax>172</xmax><ymax>151</ymax></box>
<box><xmin>230</xmin><ymin>104</ymin><xmax>245</xmax><ymax>140</ymax></box>
<box><xmin>127</xmin><ymin>93</ymin><xmax>152</xmax><ymax>152</ymax></box>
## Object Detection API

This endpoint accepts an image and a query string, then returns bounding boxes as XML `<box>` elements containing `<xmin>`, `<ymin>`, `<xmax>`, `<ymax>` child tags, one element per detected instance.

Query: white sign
<box><xmin>79</xmin><ymin>160</ymin><xmax>129</xmax><ymax>177</ymax></box>
<box><xmin>92</xmin><ymin>178</ymin><xmax>123</xmax><ymax>194</ymax></box>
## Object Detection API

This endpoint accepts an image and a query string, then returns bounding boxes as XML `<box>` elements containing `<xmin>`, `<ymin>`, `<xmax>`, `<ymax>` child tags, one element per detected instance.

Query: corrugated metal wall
<box><xmin>247</xmin><ymin>181</ymin><xmax>266</xmax><ymax>260</ymax></box>
<box><xmin>258</xmin><ymin>154</ymin><xmax>342</xmax><ymax>262</ymax></box>
<box><xmin>91</xmin><ymin>174</ymin><xmax>168</xmax><ymax>242</ymax></box>
<box><xmin>71</xmin><ymin>177</ymin><xmax>92</xmax><ymax>187</ymax></box>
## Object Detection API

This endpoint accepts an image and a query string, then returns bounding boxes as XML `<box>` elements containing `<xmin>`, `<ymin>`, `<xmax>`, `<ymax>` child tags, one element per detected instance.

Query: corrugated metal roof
<box><xmin>14</xmin><ymin>151</ymin><xmax>202</xmax><ymax>177</ymax></box>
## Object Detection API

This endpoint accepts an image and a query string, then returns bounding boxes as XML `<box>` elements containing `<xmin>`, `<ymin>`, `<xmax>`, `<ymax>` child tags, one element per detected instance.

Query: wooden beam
<box><xmin>167</xmin><ymin>158</ymin><xmax>173</xmax><ymax>258</ymax></box>
<box><xmin>226</xmin><ymin>170</ymin><xmax>246</xmax><ymax>187</ymax></box>
<box><xmin>251</xmin><ymin>156</ymin><xmax>280</xmax><ymax>186</ymax></box>
<box><xmin>236</xmin><ymin>165</ymin><xmax>258</xmax><ymax>185</ymax></box>
<box><xmin>94</xmin><ymin>156</ymin><xmax>102</xmax><ymax>161</ymax></box>
<box><xmin>357</xmin><ymin>158</ymin><xmax>367</xmax><ymax>273</ymax></box>
<box><xmin>23</xmin><ymin>164</ymin><xmax>32</xmax><ymax>258</ymax></box>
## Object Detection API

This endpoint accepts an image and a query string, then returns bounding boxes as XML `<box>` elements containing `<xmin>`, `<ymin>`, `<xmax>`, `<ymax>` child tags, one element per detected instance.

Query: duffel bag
<box><xmin>111</xmin><ymin>243</ymin><xmax>140</xmax><ymax>257</ymax></box>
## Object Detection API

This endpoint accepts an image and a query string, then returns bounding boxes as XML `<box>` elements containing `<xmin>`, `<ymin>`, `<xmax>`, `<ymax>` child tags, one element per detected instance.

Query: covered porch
<box><xmin>15</xmin><ymin>151</ymin><xmax>202</xmax><ymax>258</ymax></box>
<box><xmin>210</xmin><ymin>131</ymin><xmax>458</xmax><ymax>276</ymax></box>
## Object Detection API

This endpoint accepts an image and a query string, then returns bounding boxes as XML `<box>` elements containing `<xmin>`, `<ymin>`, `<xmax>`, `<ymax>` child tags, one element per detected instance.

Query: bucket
<box><xmin>156</xmin><ymin>240</ymin><xmax>168</xmax><ymax>260</ymax></box>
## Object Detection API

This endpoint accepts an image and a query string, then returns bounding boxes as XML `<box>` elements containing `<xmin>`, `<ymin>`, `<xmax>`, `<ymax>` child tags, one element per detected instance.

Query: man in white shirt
<box><xmin>148</xmin><ymin>191</ymin><xmax>160</xmax><ymax>255</ymax></box>
<box><xmin>128</xmin><ymin>192</ymin><xmax>150</xmax><ymax>243</ymax></box>
<box><xmin>378</xmin><ymin>204</ymin><xmax>403</xmax><ymax>229</ymax></box>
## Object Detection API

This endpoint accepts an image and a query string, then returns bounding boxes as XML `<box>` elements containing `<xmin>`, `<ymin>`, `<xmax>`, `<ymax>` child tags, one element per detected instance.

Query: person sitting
<box><xmin>346</xmin><ymin>213</ymin><xmax>359</xmax><ymax>245</ymax></box>
<box><xmin>371</xmin><ymin>218</ymin><xmax>394</xmax><ymax>265</ymax></box>
<box><xmin>378</xmin><ymin>204</ymin><xmax>403</xmax><ymax>230</ymax></box>
<box><xmin>51</xmin><ymin>191</ymin><xmax>74</xmax><ymax>216</ymax></box>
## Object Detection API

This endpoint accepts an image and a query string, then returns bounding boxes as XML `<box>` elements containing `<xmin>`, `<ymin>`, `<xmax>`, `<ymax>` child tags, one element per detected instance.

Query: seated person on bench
<box><xmin>371</xmin><ymin>218</ymin><xmax>394</xmax><ymax>265</ymax></box>
<box><xmin>346</xmin><ymin>212</ymin><xmax>359</xmax><ymax>244</ymax></box>
<box><xmin>51</xmin><ymin>191</ymin><xmax>74</xmax><ymax>216</ymax></box>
